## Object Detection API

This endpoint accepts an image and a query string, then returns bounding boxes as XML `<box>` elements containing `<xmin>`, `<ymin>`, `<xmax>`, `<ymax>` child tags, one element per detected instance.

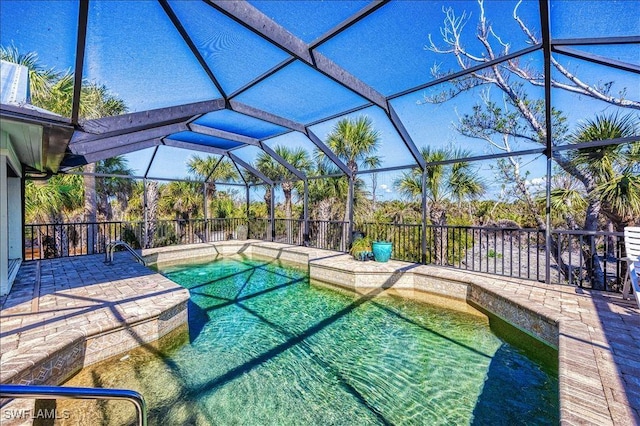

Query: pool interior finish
<box><xmin>60</xmin><ymin>255</ymin><xmax>558</xmax><ymax>425</ymax></box>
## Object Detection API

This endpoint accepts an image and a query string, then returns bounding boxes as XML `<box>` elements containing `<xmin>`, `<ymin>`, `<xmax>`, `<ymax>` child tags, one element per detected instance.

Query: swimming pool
<box><xmin>61</xmin><ymin>255</ymin><xmax>558</xmax><ymax>425</ymax></box>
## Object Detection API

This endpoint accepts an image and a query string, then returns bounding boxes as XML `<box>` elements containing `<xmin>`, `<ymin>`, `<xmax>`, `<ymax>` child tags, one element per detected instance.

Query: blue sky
<box><xmin>2</xmin><ymin>0</ymin><xmax>638</xmax><ymax>201</ymax></box>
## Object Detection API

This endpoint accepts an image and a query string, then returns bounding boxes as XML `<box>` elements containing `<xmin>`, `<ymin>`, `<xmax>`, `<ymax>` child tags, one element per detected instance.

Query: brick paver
<box><xmin>0</xmin><ymin>252</ymin><xmax>189</xmax><ymax>387</ymax></box>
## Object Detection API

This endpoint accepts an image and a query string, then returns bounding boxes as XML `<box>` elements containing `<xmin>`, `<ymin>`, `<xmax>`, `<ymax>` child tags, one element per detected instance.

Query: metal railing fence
<box><xmin>24</xmin><ymin>218</ymin><xmax>246</xmax><ymax>260</ymax></box>
<box><xmin>24</xmin><ymin>219</ymin><xmax>627</xmax><ymax>290</ymax></box>
<box><xmin>307</xmin><ymin>220</ymin><xmax>349</xmax><ymax>252</ymax></box>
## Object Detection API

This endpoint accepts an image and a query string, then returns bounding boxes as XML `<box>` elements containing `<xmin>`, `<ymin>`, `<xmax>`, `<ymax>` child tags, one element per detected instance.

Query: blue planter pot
<box><xmin>372</xmin><ymin>241</ymin><xmax>393</xmax><ymax>262</ymax></box>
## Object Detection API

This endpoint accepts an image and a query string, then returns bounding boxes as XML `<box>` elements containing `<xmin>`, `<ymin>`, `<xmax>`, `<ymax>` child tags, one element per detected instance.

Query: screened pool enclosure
<box><xmin>1</xmin><ymin>0</ymin><xmax>638</xmax><ymax>294</ymax></box>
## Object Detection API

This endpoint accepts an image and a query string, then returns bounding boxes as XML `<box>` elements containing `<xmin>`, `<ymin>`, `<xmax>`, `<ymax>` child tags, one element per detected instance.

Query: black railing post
<box><xmin>246</xmin><ymin>184</ymin><xmax>250</xmax><ymax>240</ymax></box>
<box><xmin>303</xmin><ymin>179</ymin><xmax>309</xmax><ymax>246</ymax></box>
<box><xmin>421</xmin><ymin>169</ymin><xmax>427</xmax><ymax>264</ymax></box>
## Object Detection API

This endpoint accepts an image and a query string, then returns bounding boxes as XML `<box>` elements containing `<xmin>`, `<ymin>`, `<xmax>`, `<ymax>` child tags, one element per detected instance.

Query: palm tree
<box><xmin>159</xmin><ymin>181</ymin><xmax>203</xmax><ymax>244</ymax></box>
<box><xmin>254</xmin><ymin>153</ymin><xmax>280</xmax><ymax>219</ymax></box>
<box><xmin>3</xmin><ymin>46</ymin><xmax>128</xmax><ymax>253</ymax></box>
<box><xmin>25</xmin><ymin>175</ymin><xmax>83</xmax><ymax>224</ymax></box>
<box><xmin>396</xmin><ymin>147</ymin><xmax>485</xmax><ymax>264</ymax></box>
<box><xmin>322</xmin><ymin>116</ymin><xmax>381</xmax><ymax>225</ymax></box>
<box><xmin>560</xmin><ymin>112</ymin><xmax>640</xmax><ymax>289</ymax></box>
<box><xmin>159</xmin><ymin>181</ymin><xmax>203</xmax><ymax>221</ymax></box>
<box><xmin>569</xmin><ymin>113</ymin><xmax>640</xmax><ymax>231</ymax></box>
<box><xmin>94</xmin><ymin>157</ymin><xmax>135</xmax><ymax>220</ymax></box>
<box><xmin>255</xmin><ymin>146</ymin><xmax>311</xmax><ymax>220</ymax></box>
<box><xmin>187</xmin><ymin>155</ymin><xmax>238</xmax><ymax>219</ymax></box>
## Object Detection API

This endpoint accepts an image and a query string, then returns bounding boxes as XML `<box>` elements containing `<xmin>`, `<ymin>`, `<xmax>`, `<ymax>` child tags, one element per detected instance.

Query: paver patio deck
<box><xmin>0</xmin><ymin>242</ymin><xmax>638</xmax><ymax>425</ymax></box>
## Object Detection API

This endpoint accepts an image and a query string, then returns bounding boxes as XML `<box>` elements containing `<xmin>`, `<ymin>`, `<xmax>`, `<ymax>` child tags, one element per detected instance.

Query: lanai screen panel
<box><xmin>550</xmin><ymin>0</ymin><xmax>640</xmax><ymax>38</ymax></box>
<box><xmin>248</xmin><ymin>0</ymin><xmax>371</xmax><ymax>43</ymax></box>
<box><xmin>390</xmin><ymin>50</ymin><xmax>548</xmax><ymax>160</ymax></box>
<box><xmin>119</xmin><ymin>148</ymin><xmax>157</xmax><ymax>177</ymax></box>
<box><xmin>146</xmin><ymin>145</ymin><xmax>211</xmax><ymax>181</ymax></box>
<box><xmin>565</xmin><ymin>45</ymin><xmax>640</xmax><ymax>66</ymax></box>
<box><xmin>550</xmin><ymin>54</ymin><xmax>640</xmax><ymax>144</ymax></box>
<box><xmin>1</xmin><ymin>1</ymin><xmax>80</xmax><ymax>118</ymax></box>
<box><xmin>195</xmin><ymin>110</ymin><xmax>287</xmax><ymax>140</ymax></box>
<box><xmin>168</xmin><ymin>0</ymin><xmax>291</xmax><ymax>95</ymax></box>
<box><xmin>233</xmin><ymin>60</ymin><xmax>369</xmax><ymax>124</ymax></box>
<box><xmin>317</xmin><ymin>0</ymin><xmax>542</xmax><ymax>96</ymax></box>
<box><xmin>308</xmin><ymin>106</ymin><xmax>417</xmax><ymax>169</ymax></box>
<box><xmin>82</xmin><ymin>0</ymin><xmax>221</xmax><ymax>115</ymax></box>
<box><xmin>1</xmin><ymin>0</ymin><xmax>637</xmax><ymax>184</ymax></box>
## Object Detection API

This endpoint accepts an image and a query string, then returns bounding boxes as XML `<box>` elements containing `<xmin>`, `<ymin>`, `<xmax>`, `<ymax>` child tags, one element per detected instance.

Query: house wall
<box><xmin>0</xmin><ymin>154</ymin><xmax>7</xmax><ymax>294</ymax></box>
<box><xmin>7</xmin><ymin>177</ymin><xmax>21</xmax><ymax>260</ymax></box>
<box><xmin>1</xmin><ymin>130</ymin><xmax>23</xmax><ymax>295</ymax></box>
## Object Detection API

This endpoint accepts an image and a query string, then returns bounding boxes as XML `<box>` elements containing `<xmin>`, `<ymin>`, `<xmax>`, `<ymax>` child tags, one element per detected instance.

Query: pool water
<box><xmin>61</xmin><ymin>255</ymin><xmax>558</xmax><ymax>425</ymax></box>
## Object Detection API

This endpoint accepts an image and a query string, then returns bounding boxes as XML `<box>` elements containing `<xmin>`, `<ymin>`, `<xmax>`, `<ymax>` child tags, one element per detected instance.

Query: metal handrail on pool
<box><xmin>0</xmin><ymin>384</ymin><xmax>148</xmax><ymax>426</ymax></box>
<box><xmin>105</xmin><ymin>240</ymin><xmax>146</xmax><ymax>266</ymax></box>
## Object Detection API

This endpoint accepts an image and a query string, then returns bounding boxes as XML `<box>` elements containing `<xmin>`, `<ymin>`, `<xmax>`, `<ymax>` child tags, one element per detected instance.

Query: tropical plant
<box><xmin>3</xmin><ymin>46</ymin><xmax>128</xmax><ymax>255</ymax></box>
<box><xmin>255</xmin><ymin>146</ymin><xmax>311</xmax><ymax>220</ymax></box>
<box><xmin>94</xmin><ymin>157</ymin><xmax>135</xmax><ymax>220</ymax></box>
<box><xmin>1</xmin><ymin>45</ymin><xmax>59</xmax><ymax>107</ymax></box>
<box><xmin>396</xmin><ymin>147</ymin><xmax>485</xmax><ymax>264</ymax></box>
<box><xmin>568</xmin><ymin>113</ymin><xmax>640</xmax><ymax>231</ymax></box>
<box><xmin>322</xmin><ymin>116</ymin><xmax>381</xmax><ymax>224</ymax></box>
<box><xmin>349</xmin><ymin>236</ymin><xmax>372</xmax><ymax>260</ymax></box>
<box><xmin>24</xmin><ymin>174</ymin><xmax>83</xmax><ymax>257</ymax></box>
<box><xmin>188</xmin><ymin>155</ymin><xmax>239</xmax><ymax>218</ymax></box>
<box><xmin>145</xmin><ymin>180</ymin><xmax>159</xmax><ymax>248</ymax></box>
<box><xmin>159</xmin><ymin>181</ymin><xmax>203</xmax><ymax>221</ymax></box>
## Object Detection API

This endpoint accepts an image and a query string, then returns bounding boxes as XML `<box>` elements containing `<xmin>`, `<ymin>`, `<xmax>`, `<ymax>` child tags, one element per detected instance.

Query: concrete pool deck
<box><xmin>1</xmin><ymin>241</ymin><xmax>638</xmax><ymax>425</ymax></box>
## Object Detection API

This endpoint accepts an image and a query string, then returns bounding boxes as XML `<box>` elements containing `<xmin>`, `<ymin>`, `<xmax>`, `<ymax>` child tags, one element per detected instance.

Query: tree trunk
<box><xmin>583</xmin><ymin>191</ymin><xmax>606</xmax><ymax>289</ymax></box>
<box><xmin>316</xmin><ymin>198</ymin><xmax>334</xmax><ymax>249</ymax></box>
<box><xmin>264</xmin><ymin>187</ymin><xmax>272</xmax><ymax>218</ymax></box>
<box><xmin>84</xmin><ymin>163</ymin><xmax>98</xmax><ymax>254</ymax></box>
<box><xmin>145</xmin><ymin>181</ymin><xmax>158</xmax><ymax>249</ymax></box>
<box><xmin>430</xmin><ymin>204</ymin><xmax>448</xmax><ymax>265</ymax></box>
<box><xmin>283</xmin><ymin>183</ymin><xmax>293</xmax><ymax>243</ymax></box>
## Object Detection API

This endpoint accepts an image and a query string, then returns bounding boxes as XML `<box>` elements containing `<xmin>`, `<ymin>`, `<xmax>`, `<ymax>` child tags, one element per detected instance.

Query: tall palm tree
<box><xmin>187</xmin><ymin>155</ymin><xmax>239</xmax><ymax>218</ymax></box>
<box><xmin>3</xmin><ymin>46</ymin><xmax>127</xmax><ymax>252</ymax></box>
<box><xmin>159</xmin><ymin>181</ymin><xmax>203</xmax><ymax>244</ymax></box>
<box><xmin>558</xmin><ymin>112</ymin><xmax>640</xmax><ymax>289</ymax></box>
<box><xmin>307</xmin><ymin>158</ymin><xmax>342</xmax><ymax>248</ymax></box>
<box><xmin>159</xmin><ymin>181</ymin><xmax>203</xmax><ymax>221</ymax></box>
<box><xmin>255</xmin><ymin>146</ymin><xmax>311</xmax><ymax>220</ymax></box>
<box><xmin>396</xmin><ymin>147</ymin><xmax>485</xmax><ymax>264</ymax></box>
<box><xmin>256</xmin><ymin>146</ymin><xmax>311</xmax><ymax>242</ymax></box>
<box><xmin>322</xmin><ymin>116</ymin><xmax>381</xmax><ymax>225</ymax></box>
<box><xmin>25</xmin><ymin>175</ymin><xmax>83</xmax><ymax>224</ymax></box>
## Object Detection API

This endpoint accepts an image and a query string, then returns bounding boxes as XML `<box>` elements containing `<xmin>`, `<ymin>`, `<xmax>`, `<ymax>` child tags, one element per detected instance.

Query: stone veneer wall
<box><xmin>3</xmin><ymin>301</ymin><xmax>188</xmax><ymax>388</ymax></box>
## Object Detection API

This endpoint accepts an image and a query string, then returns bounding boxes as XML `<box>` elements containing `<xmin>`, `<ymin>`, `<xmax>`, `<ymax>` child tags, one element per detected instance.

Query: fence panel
<box><xmin>23</xmin><ymin>220</ymin><xmax>626</xmax><ymax>291</ymax></box>
<box><xmin>308</xmin><ymin>221</ymin><xmax>348</xmax><ymax>252</ymax></box>
<box><xmin>552</xmin><ymin>230</ymin><xmax>625</xmax><ymax>291</ymax></box>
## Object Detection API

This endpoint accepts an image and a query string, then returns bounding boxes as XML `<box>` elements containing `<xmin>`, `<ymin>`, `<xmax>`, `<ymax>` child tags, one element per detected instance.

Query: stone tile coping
<box><xmin>2</xmin><ymin>241</ymin><xmax>638</xmax><ymax>425</ymax></box>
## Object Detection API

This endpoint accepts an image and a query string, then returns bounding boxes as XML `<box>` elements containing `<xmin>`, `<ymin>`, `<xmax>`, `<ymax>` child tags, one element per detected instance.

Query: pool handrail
<box><xmin>105</xmin><ymin>240</ymin><xmax>146</xmax><ymax>266</ymax></box>
<box><xmin>0</xmin><ymin>384</ymin><xmax>148</xmax><ymax>426</ymax></box>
